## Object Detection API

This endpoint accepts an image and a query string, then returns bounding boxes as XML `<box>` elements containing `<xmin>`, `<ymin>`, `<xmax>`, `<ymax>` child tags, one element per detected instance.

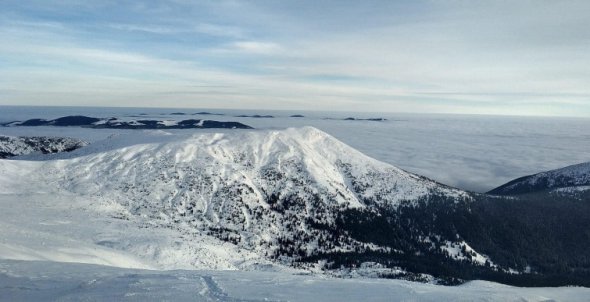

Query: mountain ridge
<box><xmin>488</xmin><ymin>161</ymin><xmax>590</xmax><ymax>195</ymax></box>
<box><xmin>1</xmin><ymin>115</ymin><xmax>253</xmax><ymax>130</ymax></box>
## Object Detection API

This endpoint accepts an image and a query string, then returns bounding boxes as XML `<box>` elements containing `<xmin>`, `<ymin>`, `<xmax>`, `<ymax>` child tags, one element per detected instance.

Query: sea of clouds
<box><xmin>1</xmin><ymin>106</ymin><xmax>589</xmax><ymax>192</ymax></box>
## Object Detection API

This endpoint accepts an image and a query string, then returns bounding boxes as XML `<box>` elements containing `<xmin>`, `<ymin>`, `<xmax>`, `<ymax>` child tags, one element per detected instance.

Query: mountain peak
<box><xmin>1</xmin><ymin>128</ymin><xmax>467</xmax><ymax>267</ymax></box>
<box><xmin>62</xmin><ymin>127</ymin><xmax>461</xmax><ymax>208</ymax></box>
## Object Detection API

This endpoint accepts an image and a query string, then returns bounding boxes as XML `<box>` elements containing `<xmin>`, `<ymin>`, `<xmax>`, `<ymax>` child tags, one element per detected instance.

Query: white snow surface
<box><xmin>440</xmin><ymin>241</ymin><xmax>496</xmax><ymax>268</ymax></box>
<box><xmin>159</xmin><ymin>120</ymin><xmax>178</xmax><ymax>126</ymax></box>
<box><xmin>1</xmin><ymin>260</ymin><xmax>588</xmax><ymax>302</ymax></box>
<box><xmin>65</xmin><ymin>126</ymin><xmax>465</xmax><ymax>207</ymax></box>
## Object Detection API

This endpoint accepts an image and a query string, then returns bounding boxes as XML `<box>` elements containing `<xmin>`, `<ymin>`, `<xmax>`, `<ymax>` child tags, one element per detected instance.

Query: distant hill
<box><xmin>2</xmin><ymin>115</ymin><xmax>253</xmax><ymax>130</ymax></box>
<box><xmin>488</xmin><ymin>162</ymin><xmax>590</xmax><ymax>195</ymax></box>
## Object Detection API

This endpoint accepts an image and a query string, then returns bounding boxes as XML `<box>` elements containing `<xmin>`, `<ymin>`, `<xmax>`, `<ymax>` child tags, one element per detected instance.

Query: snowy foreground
<box><xmin>2</xmin><ymin>186</ymin><xmax>587</xmax><ymax>301</ymax></box>
<box><xmin>2</xmin><ymin>260</ymin><xmax>589</xmax><ymax>302</ymax></box>
<box><xmin>1</xmin><ymin>128</ymin><xmax>589</xmax><ymax>300</ymax></box>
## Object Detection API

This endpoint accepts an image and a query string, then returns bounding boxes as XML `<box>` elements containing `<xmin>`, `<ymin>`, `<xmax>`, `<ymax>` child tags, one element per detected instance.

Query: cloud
<box><xmin>1</xmin><ymin>1</ymin><xmax>589</xmax><ymax>116</ymax></box>
<box><xmin>195</xmin><ymin>23</ymin><xmax>244</xmax><ymax>38</ymax></box>
<box><xmin>303</xmin><ymin>114</ymin><xmax>590</xmax><ymax>192</ymax></box>
<box><xmin>108</xmin><ymin>24</ymin><xmax>179</xmax><ymax>34</ymax></box>
<box><xmin>108</xmin><ymin>22</ymin><xmax>245</xmax><ymax>38</ymax></box>
<box><xmin>231</xmin><ymin>41</ymin><xmax>281</xmax><ymax>54</ymax></box>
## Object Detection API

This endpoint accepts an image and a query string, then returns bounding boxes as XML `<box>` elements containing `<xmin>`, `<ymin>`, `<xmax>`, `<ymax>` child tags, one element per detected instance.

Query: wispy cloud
<box><xmin>1</xmin><ymin>0</ymin><xmax>589</xmax><ymax>116</ymax></box>
<box><xmin>231</xmin><ymin>41</ymin><xmax>281</xmax><ymax>54</ymax></box>
<box><xmin>195</xmin><ymin>23</ymin><xmax>245</xmax><ymax>38</ymax></box>
<box><xmin>108</xmin><ymin>22</ymin><xmax>245</xmax><ymax>38</ymax></box>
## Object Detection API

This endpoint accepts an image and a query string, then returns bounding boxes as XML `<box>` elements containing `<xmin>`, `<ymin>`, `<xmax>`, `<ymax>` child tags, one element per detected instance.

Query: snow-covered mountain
<box><xmin>2</xmin><ymin>127</ymin><xmax>590</xmax><ymax>287</ymax></box>
<box><xmin>0</xmin><ymin>128</ymin><xmax>480</xmax><ymax>275</ymax></box>
<box><xmin>0</xmin><ymin>135</ymin><xmax>88</xmax><ymax>158</ymax></box>
<box><xmin>76</xmin><ymin>128</ymin><xmax>473</xmax><ymax>265</ymax></box>
<box><xmin>488</xmin><ymin>162</ymin><xmax>590</xmax><ymax>195</ymax></box>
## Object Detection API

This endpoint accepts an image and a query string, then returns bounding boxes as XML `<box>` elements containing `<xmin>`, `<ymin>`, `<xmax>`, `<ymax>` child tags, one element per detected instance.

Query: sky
<box><xmin>1</xmin><ymin>1</ymin><xmax>589</xmax><ymax>116</ymax></box>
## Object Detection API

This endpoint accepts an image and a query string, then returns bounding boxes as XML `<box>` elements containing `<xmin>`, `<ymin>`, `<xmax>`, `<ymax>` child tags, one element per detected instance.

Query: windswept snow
<box><xmin>52</xmin><ymin>126</ymin><xmax>465</xmax><ymax>207</ymax></box>
<box><xmin>0</xmin><ymin>189</ymin><xmax>281</xmax><ymax>271</ymax></box>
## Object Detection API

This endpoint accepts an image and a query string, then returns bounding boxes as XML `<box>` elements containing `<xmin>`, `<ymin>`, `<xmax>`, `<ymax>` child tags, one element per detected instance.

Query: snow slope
<box><xmin>1</xmin><ymin>259</ymin><xmax>589</xmax><ymax>302</ymax></box>
<box><xmin>488</xmin><ymin>162</ymin><xmax>590</xmax><ymax>195</ymax></box>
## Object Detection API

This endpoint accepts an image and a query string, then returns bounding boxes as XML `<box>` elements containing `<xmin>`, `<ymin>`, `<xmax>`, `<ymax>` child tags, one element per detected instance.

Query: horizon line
<box><xmin>1</xmin><ymin>103</ymin><xmax>589</xmax><ymax>119</ymax></box>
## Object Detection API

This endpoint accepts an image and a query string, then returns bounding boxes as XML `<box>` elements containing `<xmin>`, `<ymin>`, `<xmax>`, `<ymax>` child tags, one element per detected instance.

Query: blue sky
<box><xmin>1</xmin><ymin>1</ymin><xmax>589</xmax><ymax>116</ymax></box>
